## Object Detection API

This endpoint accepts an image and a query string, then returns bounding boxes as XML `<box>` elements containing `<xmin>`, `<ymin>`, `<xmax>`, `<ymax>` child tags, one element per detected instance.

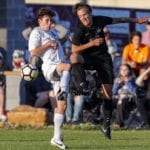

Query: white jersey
<box><xmin>28</xmin><ymin>27</ymin><xmax>67</xmax><ymax>66</ymax></box>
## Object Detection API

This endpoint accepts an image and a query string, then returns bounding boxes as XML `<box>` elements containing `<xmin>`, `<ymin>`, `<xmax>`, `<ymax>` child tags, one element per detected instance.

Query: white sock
<box><xmin>60</xmin><ymin>71</ymin><xmax>70</xmax><ymax>92</ymax></box>
<box><xmin>54</xmin><ymin>113</ymin><xmax>64</xmax><ymax>141</ymax></box>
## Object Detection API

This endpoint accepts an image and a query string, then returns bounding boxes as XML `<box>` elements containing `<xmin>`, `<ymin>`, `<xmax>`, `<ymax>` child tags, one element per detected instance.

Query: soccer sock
<box><xmin>71</xmin><ymin>63</ymin><xmax>86</xmax><ymax>89</ymax></box>
<box><xmin>103</xmin><ymin>99</ymin><xmax>113</xmax><ymax>128</ymax></box>
<box><xmin>60</xmin><ymin>71</ymin><xmax>70</xmax><ymax>92</ymax></box>
<box><xmin>54</xmin><ymin>113</ymin><xmax>64</xmax><ymax>141</ymax></box>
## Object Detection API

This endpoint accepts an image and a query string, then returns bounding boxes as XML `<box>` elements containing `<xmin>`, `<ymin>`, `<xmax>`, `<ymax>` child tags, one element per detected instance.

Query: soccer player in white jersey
<box><xmin>28</xmin><ymin>8</ymin><xmax>70</xmax><ymax>150</ymax></box>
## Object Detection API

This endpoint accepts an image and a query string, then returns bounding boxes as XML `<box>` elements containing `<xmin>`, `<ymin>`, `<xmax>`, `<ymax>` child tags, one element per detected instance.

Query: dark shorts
<box><xmin>83</xmin><ymin>53</ymin><xmax>114</xmax><ymax>84</ymax></box>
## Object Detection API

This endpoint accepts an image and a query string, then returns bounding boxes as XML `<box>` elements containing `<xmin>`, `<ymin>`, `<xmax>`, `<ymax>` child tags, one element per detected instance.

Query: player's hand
<box><xmin>136</xmin><ymin>17</ymin><xmax>149</xmax><ymax>24</ymax></box>
<box><xmin>46</xmin><ymin>40</ymin><xmax>58</xmax><ymax>50</ymax></box>
<box><xmin>90</xmin><ymin>38</ymin><xmax>104</xmax><ymax>46</ymax></box>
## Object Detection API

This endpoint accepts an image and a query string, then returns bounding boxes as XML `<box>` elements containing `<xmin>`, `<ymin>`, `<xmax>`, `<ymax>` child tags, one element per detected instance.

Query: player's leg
<box><xmin>51</xmin><ymin>101</ymin><xmax>67</xmax><ymax>149</ymax></box>
<box><xmin>96</xmin><ymin>55</ymin><xmax>113</xmax><ymax>140</ymax></box>
<box><xmin>51</xmin><ymin>82</ymin><xmax>67</xmax><ymax>150</ymax></box>
<box><xmin>51</xmin><ymin>63</ymin><xmax>71</xmax><ymax>149</ymax></box>
<box><xmin>42</xmin><ymin>64</ymin><xmax>69</xmax><ymax>149</ymax></box>
<box><xmin>55</xmin><ymin>63</ymin><xmax>71</xmax><ymax>100</ymax></box>
<box><xmin>100</xmin><ymin>84</ymin><xmax>113</xmax><ymax>140</ymax></box>
<box><xmin>70</xmin><ymin>53</ymin><xmax>89</xmax><ymax>94</ymax></box>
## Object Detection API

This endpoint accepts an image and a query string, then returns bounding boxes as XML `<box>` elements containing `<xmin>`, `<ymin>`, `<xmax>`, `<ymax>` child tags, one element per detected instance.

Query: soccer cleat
<box><xmin>57</xmin><ymin>91</ymin><xmax>68</xmax><ymax>101</ymax></box>
<box><xmin>50</xmin><ymin>137</ymin><xmax>67</xmax><ymax>150</ymax></box>
<box><xmin>100</xmin><ymin>126</ymin><xmax>111</xmax><ymax>140</ymax></box>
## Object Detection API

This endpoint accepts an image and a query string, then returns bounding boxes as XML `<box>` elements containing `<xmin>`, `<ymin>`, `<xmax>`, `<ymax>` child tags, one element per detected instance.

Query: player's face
<box><xmin>77</xmin><ymin>8</ymin><xmax>92</xmax><ymax>27</ymax></box>
<box><xmin>38</xmin><ymin>15</ymin><xmax>52</xmax><ymax>30</ymax></box>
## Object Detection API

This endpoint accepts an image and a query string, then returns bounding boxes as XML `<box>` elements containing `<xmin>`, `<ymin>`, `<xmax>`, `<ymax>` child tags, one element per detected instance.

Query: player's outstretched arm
<box><xmin>112</xmin><ymin>17</ymin><xmax>149</xmax><ymax>24</ymax></box>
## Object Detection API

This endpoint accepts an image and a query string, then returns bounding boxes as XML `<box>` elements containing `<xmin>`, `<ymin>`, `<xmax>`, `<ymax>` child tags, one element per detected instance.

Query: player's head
<box><xmin>37</xmin><ymin>8</ymin><xmax>55</xmax><ymax>30</ymax></box>
<box><xmin>72</xmin><ymin>2</ymin><xmax>93</xmax><ymax>27</ymax></box>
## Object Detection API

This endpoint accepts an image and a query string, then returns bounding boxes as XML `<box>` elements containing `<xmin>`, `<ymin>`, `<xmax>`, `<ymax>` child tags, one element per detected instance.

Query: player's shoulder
<box><xmin>32</xmin><ymin>27</ymin><xmax>46</xmax><ymax>35</ymax></box>
<box><xmin>49</xmin><ymin>29</ymin><xmax>59</xmax><ymax>40</ymax></box>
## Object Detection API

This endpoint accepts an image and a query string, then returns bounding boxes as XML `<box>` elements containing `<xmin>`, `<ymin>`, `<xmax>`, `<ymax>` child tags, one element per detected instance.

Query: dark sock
<box><xmin>103</xmin><ymin>99</ymin><xmax>113</xmax><ymax>127</ymax></box>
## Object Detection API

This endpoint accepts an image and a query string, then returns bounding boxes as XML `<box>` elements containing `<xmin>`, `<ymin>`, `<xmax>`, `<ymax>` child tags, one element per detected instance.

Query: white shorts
<box><xmin>42</xmin><ymin>64</ymin><xmax>60</xmax><ymax>95</ymax></box>
<box><xmin>42</xmin><ymin>64</ymin><xmax>57</xmax><ymax>81</ymax></box>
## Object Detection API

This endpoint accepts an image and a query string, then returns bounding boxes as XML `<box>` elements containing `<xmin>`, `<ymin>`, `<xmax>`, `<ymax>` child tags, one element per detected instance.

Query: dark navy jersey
<box><xmin>72</xmin><ymin>16</ymin><xmax>113</xmax><ymax>56</ymax></box>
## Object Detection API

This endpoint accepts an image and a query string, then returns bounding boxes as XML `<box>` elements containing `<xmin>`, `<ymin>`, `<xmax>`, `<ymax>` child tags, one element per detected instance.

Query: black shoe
<box><xmin>57</xmin><ymin>91</ymin><xmax>67</xmax><ymax>101</ymax></box>
<box><xmin>100</xmin><ymin>126</ymin><xmax>111</xmax><ymax>140</ymax></box>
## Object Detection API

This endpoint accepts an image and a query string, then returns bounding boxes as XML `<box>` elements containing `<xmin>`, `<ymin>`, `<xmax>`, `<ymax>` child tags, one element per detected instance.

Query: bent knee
<box><xmin>70</xmin><ymin>53</ymin><xmax>84</xmax><ymax>64</ymax></box>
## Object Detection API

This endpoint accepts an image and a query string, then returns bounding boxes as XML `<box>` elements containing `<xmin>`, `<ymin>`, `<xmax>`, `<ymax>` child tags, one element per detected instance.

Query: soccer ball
<box><xmin>21</xmin><ymin>64</ymin><xmax>39</xmax><ymax>81</ymax></box>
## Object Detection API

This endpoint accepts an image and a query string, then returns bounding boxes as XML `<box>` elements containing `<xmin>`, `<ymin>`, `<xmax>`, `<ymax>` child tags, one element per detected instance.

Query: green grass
<box><xmin>0</xmin><ymin>127</ymin><xmax>149</xmax><ymax>150</ymax></box>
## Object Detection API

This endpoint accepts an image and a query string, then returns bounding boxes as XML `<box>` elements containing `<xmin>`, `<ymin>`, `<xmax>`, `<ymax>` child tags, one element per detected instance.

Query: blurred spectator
<box><xmin>22</xmin><ymin>19</ymin><xmax>68</xmax><ymax>45</ymax></box>
<box><xmin>64</xmin><ymin>34</ymin><xmax>86</xmax><ymax>125</ymax></box>
<box><xmin>12</xmin><ymin>49</ymin><xmax>26</xmax><ymax>71</ymax></box>
<box><xmin>103</xmin><ymin>27</ymin><xmax>117</xmax><ymax>62</ymax></box>
<box><xmin>20</xmin><ymin>56</ymin><xmax>54</xmax><ymax>111</ymax></box>
<box><xmin>65</xmin><ymin>93</ymin><xmax>84</xmax><ymax>125</ymax></box>
<box><xmin>122</xmin><ymin>31</ymin><xmax>150</xmax><ymax>76</ymax></box>
<box><xmin>103</xmin><ymin>27</ymin><xmax>120</xmax><ymax>77</ymax></box>
<box><xmin>20</xmin><ymin>72</ymin><xmax>54</xmax><ymax>109</ymax></box>
<box><xmin>112</xmin><ymin>64</ymin><xmax>137</xmax><ymax>127</ymax></box>
<box><xmin>136</xmin><ymin>66</ymin><xmax>150</xmax><ymax>129</ymax></box>
<box><xmin>0</xmin><ymin>52</ymin><xmax>10</xmax><ymax>121</ymax></box>
<box><xmin>142</xmin><ymin>20</ymin><xmax>150</xmax><ymax>46</ymax></box>
<box><xmin>51</xmin><ymin>19</ymin><xmax>69</xmax><ymax>44</ymax></box>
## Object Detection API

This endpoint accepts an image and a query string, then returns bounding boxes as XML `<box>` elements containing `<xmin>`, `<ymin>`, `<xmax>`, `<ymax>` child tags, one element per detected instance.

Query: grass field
<box><xmin>0</xmin><ymin>126</ymin><xmax>149</xmax><ymax>150</ymax></box>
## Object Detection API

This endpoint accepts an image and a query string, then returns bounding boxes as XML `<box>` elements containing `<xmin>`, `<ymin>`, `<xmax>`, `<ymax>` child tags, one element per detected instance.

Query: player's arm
<box><xmin>72</xmin><ymin>38</ymin><xmax>104</xmax><ymax>54</ymax></box>
<box><xmin>30</xmin><ymin>40</ymin><xmax>57</xmax><ymax>56</ymax></box>
<box><xmin>112</xmin><ymin>17</ymin><xmax>148</xmax><ymax>24</ymax></box>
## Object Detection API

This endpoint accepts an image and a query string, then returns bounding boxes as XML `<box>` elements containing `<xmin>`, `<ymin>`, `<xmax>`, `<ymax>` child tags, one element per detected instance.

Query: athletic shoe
<box><xmin>57</xmin><ymin>91</ymin><xmax>67</xmax><ymax>101</ymax></box>
<box><xmin>100</xmin><ymin>126</ymin><xmax>111</xmax><ymax>140</ymax></box>
<box><xmin>50</xmin><ymin>137</ymin><xmax>67</xmax><ymax>150</ymax></box>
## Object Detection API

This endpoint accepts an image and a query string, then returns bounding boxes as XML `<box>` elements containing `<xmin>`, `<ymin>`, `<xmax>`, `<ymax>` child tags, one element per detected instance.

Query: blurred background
<box><xmin>0</xmin><ymin>0</ymin><xmax>150</xmax><ymax>68</ymax></box>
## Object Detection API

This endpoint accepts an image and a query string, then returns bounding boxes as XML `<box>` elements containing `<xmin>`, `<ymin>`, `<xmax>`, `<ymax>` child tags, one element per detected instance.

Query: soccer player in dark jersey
<box><xmin>70</xmin><ymin>2</ymin><xmax>148</xmax><ymax>139</ymax></box>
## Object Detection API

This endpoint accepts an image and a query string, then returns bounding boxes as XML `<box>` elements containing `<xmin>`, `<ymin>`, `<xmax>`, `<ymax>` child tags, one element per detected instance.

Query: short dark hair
<box><xmin>129</xmin><ymin>31</ymin><xmax>142</xmax><ymax>42</ymax></box>
<box><xmin>37</xmin><ymin>8</ymin><xmax>55</xmax><ymax>19</ymax></box>
<box><xmin>72</xmin><ymin>2</ymin><xmax>92</xmax><ymax>16</ymax></box>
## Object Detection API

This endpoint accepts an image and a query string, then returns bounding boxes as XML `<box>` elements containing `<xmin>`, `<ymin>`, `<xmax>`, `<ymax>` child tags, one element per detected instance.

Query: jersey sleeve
<box><xmin>96</xmin><ymin>16</ymin><xmax>113</xmax><ymax>26</ymax></box>
<box><xmin>28</xmin><ymin>28</ymin><xmax>41</xmax><ymax>52</ymax></box>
